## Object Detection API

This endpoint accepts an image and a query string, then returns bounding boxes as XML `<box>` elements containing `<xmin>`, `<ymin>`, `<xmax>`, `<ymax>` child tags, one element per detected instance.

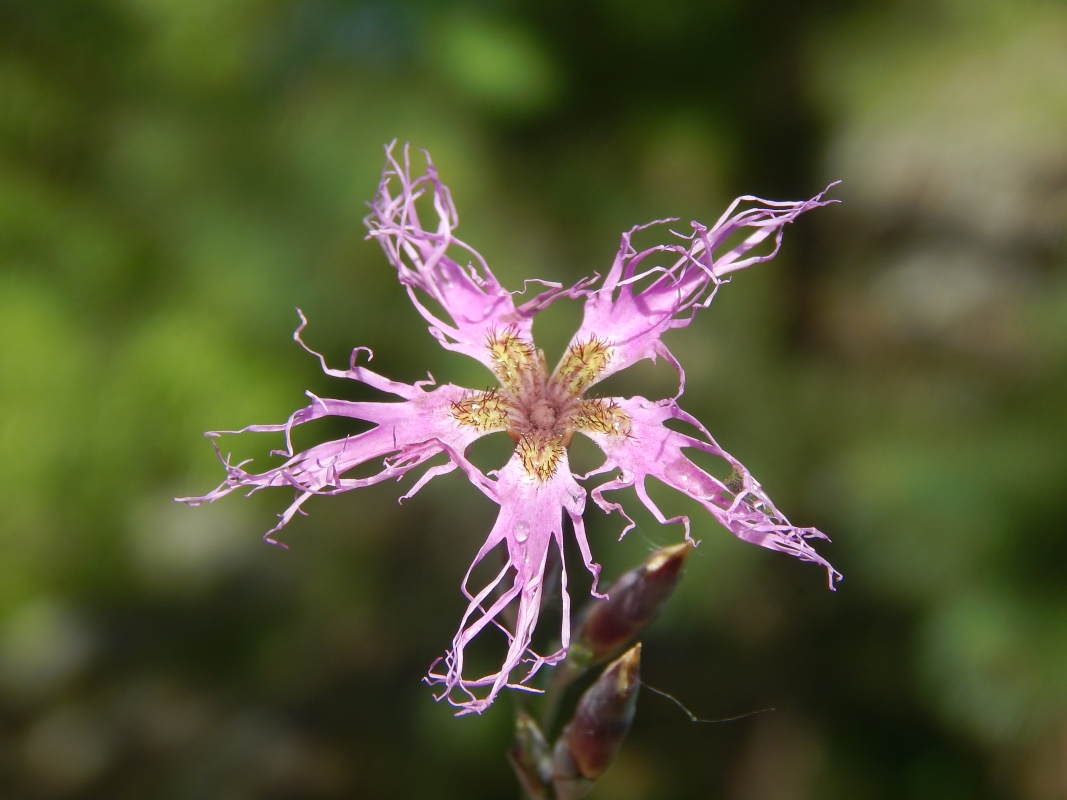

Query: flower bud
<box><xmin>561</xmin><ymin>543</ymin><xmax>691</xmax><ymax>683</ymax></box>
<box><xmin>507</xmin><ymin>710</ymin><xmax>552</xmax><ymax>799</ymax></box>
<box><xmin>552</xmin><ymin>644</ymin><xmax>641</xmax><ymax>800</ymax></box>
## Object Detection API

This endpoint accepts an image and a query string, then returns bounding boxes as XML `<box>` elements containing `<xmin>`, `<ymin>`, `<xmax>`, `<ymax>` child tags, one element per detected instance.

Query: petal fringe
<box><xmin>581</xmin><ymin>396</ymin><xmax>841</xmax><ymax>588</ymax></box>
<box><xmin>425</xmin><ymin>450</ymin><xmax>600</xmax><ymax>715</ymax></box>
<box><xmin>177</xmin><ymin>313</ymin><xmax>491</xmax><ymax>546</ymax></box>
<box><xmin>559</xmin><ymin>185</ymin><xmax>839</xmax><ymax>392</ymax></box>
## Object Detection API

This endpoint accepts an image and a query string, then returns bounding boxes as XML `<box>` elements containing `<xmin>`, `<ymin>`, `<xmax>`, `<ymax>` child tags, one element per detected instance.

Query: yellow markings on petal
<box><xmin>516</xmin><ymin>431</ymin><xmax>566</xmax><ymax>482</ymax></box>
<box><xmin>487</xmin><ymin>328</ymin><xmax>538</xmax><ymax>394</ymax></box>
<box><xmin>570</xmin><ymin>398</ymin><xmax>633</xmax><ymax>437</ymax></box>
<box><xmin>551</xmin><ymin>337</ymin><xmax>612</xmax><ymax>398</ymax></box>
<box><xmin>451</xmin><ymin>389</ymin><xmax>512</xmax><ymax>431</ymax></box>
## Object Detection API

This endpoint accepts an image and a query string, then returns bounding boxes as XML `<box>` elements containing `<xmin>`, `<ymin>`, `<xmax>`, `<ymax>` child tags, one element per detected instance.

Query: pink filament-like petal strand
<box><xmin>425</xmin><ymin>449</ymin><xmax>601</xmax><ymax>715</ymax></box>
<box><xmin>177</xmin><ymin>315</ymin><xmax>491</xmax><ymax>546</ymax></box>
<box><xmin>365</xmin><ymin>143</ymin><xmax>576</xmax><ymax>376</ymax></box>
<box><xmin>562</xmin><ymin>186</ymin><xmax>839</xmax><ymax>392</ymax></box>
<box><xmin>581</xmin><ymin>396</ymin><xmax>841</xmax><ymax>588</ymax></box>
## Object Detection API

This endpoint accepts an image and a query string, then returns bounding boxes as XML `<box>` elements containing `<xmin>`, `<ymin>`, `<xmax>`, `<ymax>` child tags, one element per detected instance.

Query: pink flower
<box><xmin>180</xmin><ymin>144</ymin><xmax>841</xmax><ymax>714</ymax></box>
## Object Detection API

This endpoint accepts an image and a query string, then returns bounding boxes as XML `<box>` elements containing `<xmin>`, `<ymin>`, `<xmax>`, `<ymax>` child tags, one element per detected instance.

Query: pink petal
<box><xmin>177</xmin><ymin>313</ymin><xmax>491</xmax><ymax>546</ymax></box>
<box><xmin>365</xmin><ymin>143</ymin><xmax>580</xmax><ymax>374</ymax></box>
<box><xmin>426</xmin><ymin>449</ymin><xmax>602</xmax><ymax>715</ymax></box>
<box><xmin>561</xmin><ymin>187</ymin><xmax>838</xmax><ymax>393</ymax></box>
<box><xmin>580</xmin><ymin>396</ymin><xmax>841</xmax><ymax>588</ymax></box>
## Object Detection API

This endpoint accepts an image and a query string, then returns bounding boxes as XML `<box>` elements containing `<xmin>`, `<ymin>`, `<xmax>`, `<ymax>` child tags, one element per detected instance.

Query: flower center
<box><xmin>450</xmin><ymin>329</ymin><xmax>633</xmax><ymax>482</ymax></box>
<box><xmin>528</xmin><ymin>400</ymin><xmax>558</xmax><ymax>430</ymax></box>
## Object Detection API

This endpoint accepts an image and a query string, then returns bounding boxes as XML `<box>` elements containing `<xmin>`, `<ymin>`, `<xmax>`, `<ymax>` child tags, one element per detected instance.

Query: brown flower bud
<box><xmin>507</xmin><ymin>710</ymin><xmax>552</xmax><ymax>799</ymax></box>
<box><xmin>552</xmin><ymin>644</ymin><xmax>641</xmax><ymax>800</ymax></box>
<box><xmin>561</xmin><ymin>542</ymin><xmax>691</xmax><ymax>684</ymax></box>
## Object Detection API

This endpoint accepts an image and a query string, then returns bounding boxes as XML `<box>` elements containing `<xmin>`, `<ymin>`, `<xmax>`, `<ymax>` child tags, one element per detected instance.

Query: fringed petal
<box><xmin>177</xmin><ymin>314</ymin><xmax>490</xmax><ymax>546</ymax></box>
<box><xmin>425</xmin><ymin>450</ymin><xmax>600</xmax><ymax>715</ymax></box>
<box><xmin>582</xmin><ymin>396</ymin><xmax>841</xmax><ymax>588</ymax></box>
<box><xmin>558</xmin><ymin>187</ymin><xmax>838</xmax><ymax>392</ymax></box>
<box><xmin>365</xmin><ymin>143</ymin><xmax>577</xmax><ymax>375</ymax></box>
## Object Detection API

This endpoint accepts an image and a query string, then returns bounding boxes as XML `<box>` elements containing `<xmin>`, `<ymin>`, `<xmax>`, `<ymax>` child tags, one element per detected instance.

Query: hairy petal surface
<box><xmin>561</xmin><ymin>187</ymin><xmax>838</xmax><ymax>392</ymax></box>
<box><xmin>426</xmin><ymin>449</ymin><xmax>602</xmax><ymax>715</ymax></box>
<box><xmin>365</xmin><ymin>144</ymin><xmax>579</xmax><ymax>374</ymax></box>
<box><xmin>581</xmin><ymin>396</ymin><xmax>841</xmax><ymax>587</ymax></box>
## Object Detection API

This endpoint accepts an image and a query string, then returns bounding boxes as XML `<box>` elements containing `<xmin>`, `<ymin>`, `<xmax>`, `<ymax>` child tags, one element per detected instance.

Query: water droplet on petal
<box><xmin>515</xmin><ymin>522</ymin><xmax>530</xmax><ymax>542</ymax></box>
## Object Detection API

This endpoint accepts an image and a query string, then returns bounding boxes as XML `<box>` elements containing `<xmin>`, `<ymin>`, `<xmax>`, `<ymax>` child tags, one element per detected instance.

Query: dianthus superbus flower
<box><xmin>180</xmin><ymin>144</ymin><xmax>840</xmax><ymax>714</ymax></box>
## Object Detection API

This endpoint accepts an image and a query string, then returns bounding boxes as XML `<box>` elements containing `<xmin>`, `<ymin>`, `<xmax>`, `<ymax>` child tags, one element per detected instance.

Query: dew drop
<box><xmin>515</xmin><ymin>522</ymin><xmax>530</xmax><ymax>542</ymax></box>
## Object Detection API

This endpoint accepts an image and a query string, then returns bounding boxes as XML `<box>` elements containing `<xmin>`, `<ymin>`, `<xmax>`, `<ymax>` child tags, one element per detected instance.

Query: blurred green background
<box><xmin>2</xmin><ymin>0</ymin><xmax>1067</xmax><ymax>797</ymax></box>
